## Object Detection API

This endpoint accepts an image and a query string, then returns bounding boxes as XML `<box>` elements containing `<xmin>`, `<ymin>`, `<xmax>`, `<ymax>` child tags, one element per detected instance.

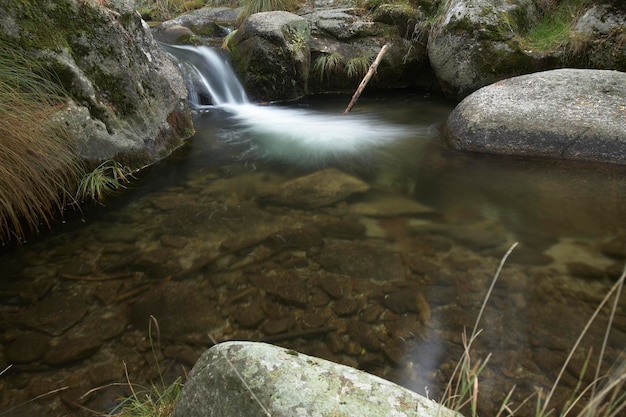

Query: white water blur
<box><xmin>164</xmin><ymin>44</ymin><xmax>429</xmax><ymax>165</ymax></box>
<box><xmin>218</xmin><ymin>103</ymin><xmax>422</xmax><ymax>165</ymax></box>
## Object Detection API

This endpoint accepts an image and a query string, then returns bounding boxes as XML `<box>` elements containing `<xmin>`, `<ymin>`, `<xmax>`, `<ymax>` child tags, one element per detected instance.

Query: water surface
<box><xmin>1</xmin><ymin>91</ymin><xmax>625</xmax><ymax>417</ymax></box>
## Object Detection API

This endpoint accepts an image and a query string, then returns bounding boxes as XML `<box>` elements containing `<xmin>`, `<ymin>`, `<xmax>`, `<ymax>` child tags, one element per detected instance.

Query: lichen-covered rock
<box><xmin>172</xmin><ymin>341</ymin><xmax>462</xmax><ymax>417</ymax></box>
<box><xmin>445</xmin><ymin>68</ymin><xmax>626</xmax><ymax>164</ymax></box>
<box><xmin>0</xmin><ymin>0</ymin><xmax>193</xmax><ymax>167</ymax></box>
<box><xmin>428</xmin><ymin>0</ymin><xmax>538</xmax><ymax>100</ymax></box>
<box><xmin>229</xmin><ymin>11</ymin><xmax>311</xmax><ymax>102</ymax></box>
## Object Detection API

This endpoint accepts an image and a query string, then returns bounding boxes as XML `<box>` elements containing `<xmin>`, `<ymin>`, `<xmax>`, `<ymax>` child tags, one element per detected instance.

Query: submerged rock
<box><xmin>172</xmin><ymin>341</ymin><xmax>461</xmax><ymax>417</ymax></box>
<box><xmin>266</xmin><ymin>168</ymin><xmax>370</xmax><ymax>208</ymax></box>
<box><xmin>445</xmin><ymin>69</ymin><xmax>626</xmax><ymax>165</ymax></box>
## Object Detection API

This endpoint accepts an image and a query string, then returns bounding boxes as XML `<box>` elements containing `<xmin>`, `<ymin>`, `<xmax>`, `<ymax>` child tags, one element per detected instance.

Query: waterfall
<box><xmin>163</xmin><ymin>44</ymin><xmax>249</xmax><ymax>107</ymax></box>
<box><xmin>163</xmin><ymin>44</ymin><xmax>425</xmax><ymax>166</ymax></box>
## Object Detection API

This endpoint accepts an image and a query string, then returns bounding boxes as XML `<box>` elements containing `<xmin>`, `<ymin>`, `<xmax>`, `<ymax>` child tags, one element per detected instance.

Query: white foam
<box><xmin>218</xmin><ymin>104</ymin><xmax>420</xmax><ymax>165</ymax></box>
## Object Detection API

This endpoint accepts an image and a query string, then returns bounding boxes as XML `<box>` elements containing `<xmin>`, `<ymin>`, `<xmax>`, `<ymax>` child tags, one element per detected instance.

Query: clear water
<box><xmin>1</xmin><ymin>57</ymin><xmax>625</xmax><ymax>416</ymax></box>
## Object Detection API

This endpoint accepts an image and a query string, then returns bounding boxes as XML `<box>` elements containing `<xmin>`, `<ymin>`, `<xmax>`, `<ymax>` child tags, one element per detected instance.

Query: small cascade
<box><xmin>163</xmin><ymin>44</ymin><xmax>249</xmax><ymax>107</ymax></box>
<box><xmin>163</xmin><ymin>44</ymin><xmax>427</xmax><ymax>166</ymax></box>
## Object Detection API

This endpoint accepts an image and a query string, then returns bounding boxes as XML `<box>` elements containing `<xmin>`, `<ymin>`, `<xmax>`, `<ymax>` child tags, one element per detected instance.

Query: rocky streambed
<box><xmin>1</xmin><ymin>95</ymin><xmax>626</xmax><ymax>417</ymax></box>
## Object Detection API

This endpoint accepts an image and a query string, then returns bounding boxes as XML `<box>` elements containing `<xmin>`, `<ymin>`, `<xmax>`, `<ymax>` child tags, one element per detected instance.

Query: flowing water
<box><xmin>1</xmin><ymin>46</ymin><xmax>626</xmax><ymax>416</ymax></box>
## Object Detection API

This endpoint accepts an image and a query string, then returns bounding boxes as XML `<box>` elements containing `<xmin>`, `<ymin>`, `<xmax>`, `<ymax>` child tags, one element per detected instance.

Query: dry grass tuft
<box><xmin>0</xmin><ymin>40</ymin><xmax>84</xmax><ymax>244</ymax></box>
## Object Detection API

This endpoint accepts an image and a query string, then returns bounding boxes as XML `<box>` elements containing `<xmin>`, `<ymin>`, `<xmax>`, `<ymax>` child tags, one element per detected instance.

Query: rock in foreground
<box><xmin>173</xmin><ymin>341</ymin><xmax>461</xmax><ymax>417</ymax></box>
<box><xmin>445</xmin><ymin>69</ymin><xmax>626</xmax><ymax>165</ymax></box>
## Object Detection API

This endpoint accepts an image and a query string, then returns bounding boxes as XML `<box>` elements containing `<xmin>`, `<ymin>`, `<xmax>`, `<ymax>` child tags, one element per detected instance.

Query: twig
<box><xmin>343</xmin><ymin>43</ymin><xmax>389</xmax><ymax>114</ymax></box>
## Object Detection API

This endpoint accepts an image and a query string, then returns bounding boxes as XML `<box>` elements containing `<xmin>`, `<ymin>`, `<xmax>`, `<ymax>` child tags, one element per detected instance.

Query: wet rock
<box><xmin>17</xmin><ymin>292</ymin><xmax>89</xmax><ymax>336</ymax></box>
<box><xmin>129</xmin><ymin>281</ymin><xmax>221</xmax><ymax>339</ymax></box>
<box><xmin>405</xmin><ymin>254</ymin><xmax>439</xmax><ymax>275</ymax></box>
<box><xmin>266</xmin><ymin>169</ymin><xmax>370</xmax><ymax>209</ymax></box>
<box><xmin>133</xmin><ymin>248</ymin><xmax>181</xmax><ymax>278</ymax></box>
<box><xmin>602</xmin><ymin>236</ymin><xmax>626</xmax><ymax>259</ymax></box>
<box><xmin>5</xmin><ymin>333</ymin><xmax>50</xmax><ymax>364</ymax></box>
<box><xmin>315</xmin><ymin>215</ymin><xmax>367</xmax><ymax>239</ymax></box>
<box><xmin>566</xmin><ymin>262</ymin><xmax>606</xmax><ymax>281</ymax></box>
<box><xmin>262</xmin><ymin>317</ymin><xmax>295</xmax><ymax>335</ymax></box>
<box><xmin>44</xmin><ymin>336</ymin><xmax>102</xmax><ymax>365</ymax></box>
<box><xmin>160</xmin><ymin>234</ymin><xmax>190</xmax><ymax>249</ymax></box>
<box><xmin>383</xmin><ymin>339</ymin><xmax>408</xmax><ymax>366</ymax></box>
<box><xmin>249</xmin><ymin>271</ymin><xmax>309</xmax><ymax>307</ymax></box>
<box><xmin>326</xmin><ymin>331</ymin><xmax>344</xmax><ymax>354</ymax></box>
<box><xmin>95</xmin><ymin>227</ymin><xmax>140</xmax><ymax>244</ymax></box>
<box><xmin>233</xmin><ymin>301</ymin><xmax>265</xmax><ymax>328</ymax></box>
<box><xmin>301</xmin><ymin>312</ymin><xmax>327</xmax><ymax>328</ymax></box>
<box><xmin>347</xmin><ymin>322</ymin><xmax>383</xmax><ymax>352</ymax></box>
<box><xmin>508</xmin><ymin>245</ymin><xmax>553</xmax><ymax>266</ymax></box>
<box><xmin>332</xmin><ymin>298</ymin><xmax>360</xmax><ymax>317</ymax></box>
<box><xmin>172</xmin><ymin>342</ymin><xmax>461</xmax><ymax>417</ymax></box>
<box><xmin>349</xmin><ymin>192</ymin><xmax>434</xmax><ymax>217</ymax></box>
<box><xmin>447</xmin><ymin>219</ymin><xmax>508</xmax><ymax>250</ymax></box>
<box><xmin>360</xmin><ymin>304</ymin><xmax>383</xmax><ymax>323</ymax></box>
<box><xmin>312</xmin><ymin>239</ymin><xmax>405</xmax><ymax>281</ymax></box>
<box><xmin>317</xmin><ymin>275</ymin><xmax>344</xmax><ymax>299</ymax></box>
<box><xmin>164</xmin><ymin>345</ymin><xmax>202</xmax><ymax>367</ymax></box>
<box><xmin>383</xmin><ymin>288</ymin><xmax>426</xmax><ymax>315</ymax></box>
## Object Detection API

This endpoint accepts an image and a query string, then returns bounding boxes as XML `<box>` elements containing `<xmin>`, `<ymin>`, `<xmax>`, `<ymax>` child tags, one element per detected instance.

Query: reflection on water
<box><xmin>1</xmin><ymin>92</ymin><xmax>626</xmax><ymax>417</ymax></box>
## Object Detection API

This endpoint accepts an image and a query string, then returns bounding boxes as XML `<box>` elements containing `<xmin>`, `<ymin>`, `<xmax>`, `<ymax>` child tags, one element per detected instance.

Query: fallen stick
<box><xmin>343</xmin><ymin>43</ymin><xmax>389</xmax><ymax>114</ymax></box>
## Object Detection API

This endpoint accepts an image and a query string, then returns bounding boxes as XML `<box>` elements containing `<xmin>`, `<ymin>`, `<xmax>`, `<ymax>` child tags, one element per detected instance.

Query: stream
<box><xmin>1</xmin><ymin>46</ymin><xmax>625</xmax><ymax>417</ymax></box>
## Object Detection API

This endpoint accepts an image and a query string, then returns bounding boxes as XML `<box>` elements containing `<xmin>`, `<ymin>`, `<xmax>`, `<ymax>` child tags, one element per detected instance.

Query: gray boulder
<box><xmin>152</xmin><ymin>7</ymin><xmax>238</xmax><ymax>44</ymax></box>
<box><xmin>172</xmin><ymin>341</ymin><xmax>462</xmax><ymax>417</ymax></box>
<box><xmin>229</xmin><ymin>11</ymin><xmax>311</xmax><ymax>102</ymax></box>
<box><xmin>0</xmin><ymin>0</ymin><xmax>193</xmax><ymax>167</ymax></box>
<box><xmin>445</xmin><ymin>69</ymin><xmax>626</xmax><ymax>164</ymax></box>
<box><xmin>571</xmin><ymin>4</ymin><xmax>626</xmax><ymax>70</ymax></box>
<box><xmin>428</xmin><ymin>0</ymin><xmax>538</xmax><ymax>100</ymax></box>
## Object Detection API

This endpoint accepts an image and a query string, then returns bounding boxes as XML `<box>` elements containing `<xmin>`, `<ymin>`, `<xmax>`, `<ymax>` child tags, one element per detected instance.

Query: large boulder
<box><xmin>229</xmin><ymin>11</ymin><xmax>311</xmax><ymax>102</ymax></box>
<box><xmin>428</xmin><ymin>0</ymin><xmax>626</xmax><ymax>100</ymax></box>
<box><xmin>172</xmin><ymin>341</ymin><xmax>462</xmax><ymax>417</ymax></box>
<box><xmin>0</xmin><ymin>0</ymin><xmax>193</xmax><ymax>167</ymax></box>
<box><xmin>444</xmin><ymin>68</ymin><xmax>626</xmax><ymax>164</ymax></box>
<box><xmin>427</xmin><ymin>0</ymin><xmax>538</xmax><ymax>100</ymax></box>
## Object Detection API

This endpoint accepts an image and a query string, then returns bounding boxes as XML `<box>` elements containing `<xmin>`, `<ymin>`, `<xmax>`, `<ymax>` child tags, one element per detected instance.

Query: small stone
<box><xmin>262</xmin><ymin>317</ymin><xmax>295</xmax><ymax>335</ymax></box>
<box><xmin>5</xmin><ymin>333</ymin><xmax>50</xmax><ymax>363</ymax></box>
<box><xmin>567</xmin><ymin>262</ymin><xmax>606</xmax><ymax>280</ymax></box>
<box><xmin>318</xmin><ymin>276</ymin><xmax>344</xmax><ymax>299</ymax></box>
<box><xmin>326</xmin><ymin>332</ymin><xmax>344</xmax><ymax>354</ymax></box>
<box><xmin>234</xmin><ymin>302</ymin><xmax>266</xmax><ymax>328</ymax></box>
<box><xmin>44</xmin><ymin>336</ymin><xmax>102</xmax><ymax>365</ymax></box>
<box><xmin>602</xmin><ymin>237</ymin><xmax>626</xmax><ymax>259</ymax></box>
<box><xmin>332</xmin><ymin>298</ymin><xmax>360</xmax><ymax>317</ymax></box>
<box><xmin>360</xmin><ymin>304</ymin><xmax>382</xmax><ymax>323</ymax></box>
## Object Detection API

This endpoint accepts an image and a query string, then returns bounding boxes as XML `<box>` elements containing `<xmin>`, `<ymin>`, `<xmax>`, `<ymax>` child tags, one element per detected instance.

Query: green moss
<box><xmin>518</xmin><ymin>0</ymin><xmax>590</xmax><ymax>52</ymax></box>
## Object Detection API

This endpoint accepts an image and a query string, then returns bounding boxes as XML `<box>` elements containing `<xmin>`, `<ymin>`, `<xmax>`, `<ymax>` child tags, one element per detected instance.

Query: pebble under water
<box><xmin>1</xmin><ymin>92</ymin><xmax>626</xmax><ymax>417</ymax></box>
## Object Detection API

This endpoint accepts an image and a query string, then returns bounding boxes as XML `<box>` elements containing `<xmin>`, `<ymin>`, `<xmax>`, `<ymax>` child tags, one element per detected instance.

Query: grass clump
<box><xmin>107</xmin><ymin>317</ymin><xmax>183</xmax><ymax>417</ymax></box>
<box><xmin>75</xmin><ymin>160</ymin><xmax>135</xmax><ymax>204</ymax></box>
<box><xmin>313</xmin><ymin>52</ymin><xmax>344</xmax><ymax>81</ymax></box>
<box><xmin>0</xmin><ymin>40</ymin><xmax>84</xmax><ymax>244</ymax></box>
<box><xmin>346</xmin><ymin>54</ymin><xmax>373</xmax><ymax>79</ymax></box>
<box><xmin>519</xmin><ymin>0</ymin><xmax>590</xmax><ymax>51</ymax></box>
